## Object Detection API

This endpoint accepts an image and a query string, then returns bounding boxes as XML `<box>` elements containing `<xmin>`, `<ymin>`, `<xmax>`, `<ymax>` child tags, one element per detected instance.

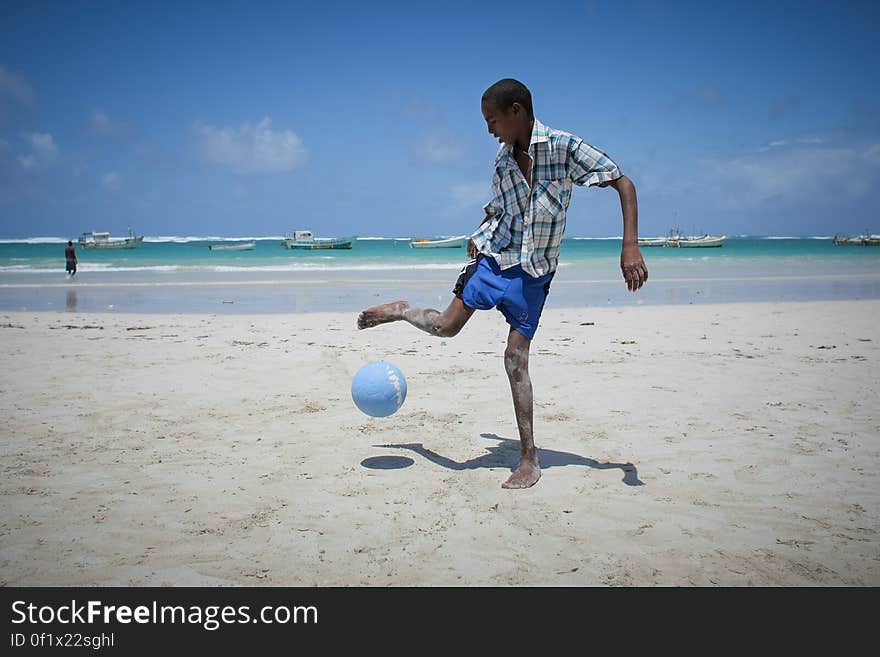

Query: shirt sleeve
<box><xmin>481</xmin><ymin>169</ymin><xmax>504</xmax><ymax>217</ymax></box>
<box><xmin>567</xmin><ymin>138</ymin><xmax>622</xmax><ymax>188</ymax></box>
<box><xmin>472</xmin><ymin>171</ymin><xmax>504</xmax><ymax>246</ymax></box>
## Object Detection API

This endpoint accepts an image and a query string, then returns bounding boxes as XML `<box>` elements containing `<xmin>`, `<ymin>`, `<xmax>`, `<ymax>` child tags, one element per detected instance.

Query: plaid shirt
<box><xmin>471</xmin><ymin>118</ymin><xmax>622</xmax><ymax>277</ymax></box>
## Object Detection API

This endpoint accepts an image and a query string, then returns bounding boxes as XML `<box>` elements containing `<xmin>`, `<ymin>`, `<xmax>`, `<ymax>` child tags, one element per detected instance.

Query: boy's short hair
<box><xmin>482</xmin><ymin>79</ymin><xmax>533</xmax><ymax>118</ymax></box>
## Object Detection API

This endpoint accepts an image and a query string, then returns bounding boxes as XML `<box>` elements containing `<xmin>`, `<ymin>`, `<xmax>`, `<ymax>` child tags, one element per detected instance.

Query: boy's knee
<box><xmin>504</xmin><ymin>345</ymin><xmax>528</xmax><ymax>372</ymax></box>
<box><xmin>433</xmin><ymin>311</ymin><xmax>465</xmax><ymax>337</ymax></box>
<box><xmin>435</xmin><ymin>321</ymin><xmax>461</xmax><ymax>338</ymax></box>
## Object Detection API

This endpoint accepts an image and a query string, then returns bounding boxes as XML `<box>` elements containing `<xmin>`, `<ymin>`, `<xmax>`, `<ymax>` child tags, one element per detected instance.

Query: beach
<box><xmin>1</xmin><ymin>300</ymin><xmax>878</xmax><ymax>586</ymax></box>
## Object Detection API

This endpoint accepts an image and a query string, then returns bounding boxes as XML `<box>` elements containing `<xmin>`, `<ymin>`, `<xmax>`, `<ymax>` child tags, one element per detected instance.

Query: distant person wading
<box><xmin>65</xmin><ymin>241</ymin><xmax>78</xmax><ymax>276</ymax></box>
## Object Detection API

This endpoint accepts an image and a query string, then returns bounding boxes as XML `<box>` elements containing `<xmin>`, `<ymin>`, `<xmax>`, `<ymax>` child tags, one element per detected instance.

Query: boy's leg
<box><xmin>357</xmin><ymin>296</ymin><xmax>475</xmax><ymax>337</ymax></box>
<box><xmin>502</xmin><ymin>327</ymin><xmax>540</xmax><ymax>489</ymax></box>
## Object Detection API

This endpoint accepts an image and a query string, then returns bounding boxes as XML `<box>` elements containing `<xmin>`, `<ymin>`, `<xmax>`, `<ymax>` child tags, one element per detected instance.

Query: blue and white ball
<box><xmin>351</xmin><ymin>360</ymin><xmax>407</xmax><ymax>417</ymax></box>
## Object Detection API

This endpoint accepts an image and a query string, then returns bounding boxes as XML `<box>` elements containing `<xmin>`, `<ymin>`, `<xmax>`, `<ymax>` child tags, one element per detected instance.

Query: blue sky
<box><xmin>1</xmin><ymin>0</ymin><xmax>878</xmax><ymax>238</ymax></box>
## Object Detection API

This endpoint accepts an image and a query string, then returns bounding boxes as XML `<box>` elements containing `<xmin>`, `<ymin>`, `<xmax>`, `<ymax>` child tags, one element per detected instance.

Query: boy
<box><xmin>358</xmin><ymin>78</ymin><xmax>647</xmax><ymax>489</ymax></box>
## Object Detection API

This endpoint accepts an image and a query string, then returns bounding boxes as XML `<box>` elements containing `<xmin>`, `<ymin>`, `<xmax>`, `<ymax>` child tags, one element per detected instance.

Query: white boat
<box><xmin>281</xmin><ymin>230</ymin><xmax>356</xmax><ymax>250</ymax></box>
<box><xmin>677</xmin><ymin>234</ymin><xmax>726</xmax><ymax>248</ymax></box>
<box><xmin>409</xmin><ymin>235</ymin><xmax>468</xmax><ymax>249</ymax></box>
<box><xmin>640</xmin><ymin>229</ymin><xmax>726</xmax><ymax>248</ymax></box>
<box><xmin>209</xmin><ymin>241</ymin><xmax>256</xmax><ymax>251</ymax></box>
<box><xmin>833</xmin><ymin>231</ymin><xmax>880</xmax><ymax>246</ymax></box>
<box><xmin>79</xmin><ymin>229</ymin><xmax>143</xmax><ymax>249</ymax></box>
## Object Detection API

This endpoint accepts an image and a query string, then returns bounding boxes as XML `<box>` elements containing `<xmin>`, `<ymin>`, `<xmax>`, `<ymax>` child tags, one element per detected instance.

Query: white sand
<box><xmin>0</xmin><ymin>300</ymin><xmax>877</xmax><ymax>586</ymax></box>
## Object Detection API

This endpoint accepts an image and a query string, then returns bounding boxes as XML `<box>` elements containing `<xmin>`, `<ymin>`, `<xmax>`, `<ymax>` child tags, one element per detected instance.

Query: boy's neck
<box><xmin>513</xmin><ymin>118</ymin><xmax>535</xmax><ymax>154</ymax></box>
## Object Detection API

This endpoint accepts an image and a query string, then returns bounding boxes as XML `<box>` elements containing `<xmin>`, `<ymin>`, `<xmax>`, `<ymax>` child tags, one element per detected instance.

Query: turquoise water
<box><xmin>3</xmin><ymin>235</ymin><xmax>879</xmax><ymax>276</ymax></box>
<box><xmin>1</xmin><ymin>236</ymin><xmax>879</xmax><ymax>313</ymax></box>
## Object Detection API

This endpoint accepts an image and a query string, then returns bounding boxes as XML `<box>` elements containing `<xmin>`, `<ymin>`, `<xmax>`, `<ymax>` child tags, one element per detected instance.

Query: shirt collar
<box><xmin>496</xmin><ymin>117</ymin><xmax>551</xmax><ymax>165</ymax></box>
<box><xmin>530</xmin><ymin>118</ymin><xmax>550</xmax><ymax>146</ymax></box>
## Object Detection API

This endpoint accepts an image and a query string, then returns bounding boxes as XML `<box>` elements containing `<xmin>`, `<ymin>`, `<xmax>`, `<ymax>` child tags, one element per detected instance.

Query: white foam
<box><xmin>143</xmin><ymin>235</ymin><xmax>286</xmax><ymax>243</ymax></box>
<box><xmin>0</xmin><ymin>237</ymin><xmax>71</xmax><ymax>244</ymax></box>
<box><xmin>0</xmin><ymin>262</ymin><xmax>465</xmax><ymax>274</ymax></box>
<box><xmin>746</xmin><ymin>234</ymin><xmax>823</xmax><ymax>238</ymax></box>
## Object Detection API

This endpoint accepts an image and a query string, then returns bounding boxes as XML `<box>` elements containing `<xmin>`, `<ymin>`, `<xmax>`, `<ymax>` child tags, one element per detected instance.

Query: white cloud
<box><xmin>17</xmin><ymin>153</ymin><xmax>38</xmax><ymax>171</ymax></box>
<box><xmin>18</xmin><ymin>131</ymin><xmax>58</xmax><ymax>172</ymax></box>
<box><xmin>415</xmin><ymin>134</ymin><xmax>463</xmax><ymax>163</ymax></box>
<box><xmin>101</xmin><ymin>171</ymin><xmax>120</xmax><ymax>191</ymax></box>
<box><xmin>702</xmin><ymin>137</ymin><xmax>880</xmax><ymax>210</ymax></box>
<box><xmin>637</xmin><ymin>135</ymin><xmax>880</xmax><ymax>220</ymax></box>
<box><xmin>89</xmin><ymin>110</ymin><xmax>114</xmax><ymax>136</ymax></box>
<box><xmin>401</xmin><ymin>96</ymin><xmax>441</xmax><ymax>119</ymax></box>
<box><xmin>397</xmin><ymin>94</ymin><xmax>463</xmax><ymax>163</ymax></box>
<box><xmin>450</xmin><ymin>181</ymin><xmax>490</xmax><ymax>209</ymax></box>
<box><xmin>29</xmin><ymin>132</ymin><xmax>58</xmax><ymax>160</ymax></box>
<box><xmin>863</xmin><ymin>143</ymin><xmax>880</xmax><ymax>164</ymax></box>
<box><xmin>0</xmin><ymin>66</ymin><xmax>35</xmax><ymax>107</ymax></box>
<box><xmin>760</xmin><ymin>136</ymin><xmax>824</xmax><ymax>152</ymax></box>
<box><xmin>194</xmin><ymin>117</ymin><xmax>307</xmax><ymax>175</ymax></box>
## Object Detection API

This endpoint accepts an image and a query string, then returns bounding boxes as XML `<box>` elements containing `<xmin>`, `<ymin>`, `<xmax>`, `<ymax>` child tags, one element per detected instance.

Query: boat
<box><xmin>677</xmin><ymin>234</ymin><xmax>726</xmax><ymax>248</ymax></box>
<box><xmin>209</xmin><ymin>241</ymin><xmax>256</xmax><ymax>251</ymax></box>
<box><xmin>833</xmin><ymin>230</ymin><xmax>880</xmax><ymax>246</ymax></box>
<box><xmin>409</xmin><ymin>235</ymin><xmax>468</xmax><ymax>249</ymax></box>
<box><xmin>637</xmin><ymin>229</ymin><xmax>725</xmax><ymax>248</ymax></box>
<box><xmin>638</xmin><ymin>228</ymin><xmax>685</xmax><ymax>247</ymax></box>
<box><xmin>78</xmin><ymin>228</ymin><xmax>144</xmax><ymax>249</ymax></box>
<box><xmin>281</xmin><ymin>230</ymin><xmax>356</xmax><ymax>250</ymax></box>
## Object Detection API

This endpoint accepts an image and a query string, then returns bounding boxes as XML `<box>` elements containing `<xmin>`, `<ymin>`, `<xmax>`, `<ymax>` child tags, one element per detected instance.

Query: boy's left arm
<box><xmin>566</xmin><ymin>139</ymin><xmax>646</xmax><ymax>292</ymax></box>
<box><xmin>607</xmin><ymin>175</ymin><xmax>647</xmax><ymax>292</ymax></box>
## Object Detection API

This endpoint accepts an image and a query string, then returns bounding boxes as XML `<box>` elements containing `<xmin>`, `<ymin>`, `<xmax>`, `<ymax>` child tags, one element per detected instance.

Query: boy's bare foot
<box><xmin>502</xmin><ymin>453</ymin><xmax>541</xmax><ymax>489</ymax></box>
<box><xmin>357</xmin><ymin>300</ymin><xmax>411</xmax><ymax>329</ymax></box>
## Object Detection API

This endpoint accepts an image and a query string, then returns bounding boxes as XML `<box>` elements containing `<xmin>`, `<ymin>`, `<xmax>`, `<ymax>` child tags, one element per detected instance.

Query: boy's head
<box><xmin>481</xmin><ymin>78</ymin><xmax>534</xmax><ymax>147</ymax></box>
<box><xmin>67</xmin><ymin>240</ymin><xmax>72</xmax><ymax>246</ymax></box>
<box><xmin>482</xmin><ymin>79</ymin><xmax>533</xmax><ymax>117</ymax></box>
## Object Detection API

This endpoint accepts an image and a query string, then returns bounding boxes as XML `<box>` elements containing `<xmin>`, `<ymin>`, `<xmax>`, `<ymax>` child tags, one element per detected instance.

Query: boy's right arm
<box><xmin>467</xmin><ymin>211</ymin><xmax>494</xmax><ymax>258</ymax></box>
<box><xmin>470</xmin><ymin>170</ymin><xmax>503</xmax><ymax>258</ymax></box>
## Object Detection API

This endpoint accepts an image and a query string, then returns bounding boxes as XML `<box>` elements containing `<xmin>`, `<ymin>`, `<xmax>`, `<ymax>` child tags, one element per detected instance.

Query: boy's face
<box><xmin>481</xmin><ymin>100</ymin><xmax>522</xmax><ymax>147</ymax></box>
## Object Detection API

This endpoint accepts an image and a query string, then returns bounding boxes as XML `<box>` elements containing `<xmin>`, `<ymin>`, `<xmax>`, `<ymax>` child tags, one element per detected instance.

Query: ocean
<box><xmin>1</xmin><ymin>236</ymin><xmax>879</xmax><ymax>313</ymax></box>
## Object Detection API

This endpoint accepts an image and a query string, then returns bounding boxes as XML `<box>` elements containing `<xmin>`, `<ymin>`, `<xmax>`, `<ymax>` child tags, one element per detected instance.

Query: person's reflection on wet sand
<box><xmin>66</xmin><ymin>289</ymin><xmax>77</xmax><ymax>312</ymax></box>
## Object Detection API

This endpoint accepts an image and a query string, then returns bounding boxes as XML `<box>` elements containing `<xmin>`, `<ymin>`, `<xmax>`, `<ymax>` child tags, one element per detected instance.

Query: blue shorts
<box><xmin>453</xmin><ymin>255</ymin><xmax>553</xmax><ymax>340</ymax></box>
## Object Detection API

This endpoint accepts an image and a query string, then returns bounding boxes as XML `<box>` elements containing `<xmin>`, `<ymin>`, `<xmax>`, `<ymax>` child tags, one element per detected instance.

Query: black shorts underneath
<box><xmin>452</xmin><ymin>255</ymin><xmax>482</xmax><ymax>298</ymax></box>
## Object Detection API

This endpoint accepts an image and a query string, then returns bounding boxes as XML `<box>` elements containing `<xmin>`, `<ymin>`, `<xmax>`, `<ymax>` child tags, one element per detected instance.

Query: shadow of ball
<box><xmin>360</xmin><ymin>455</ymin><xmax>415</xmax><ymax>470</ymax></box>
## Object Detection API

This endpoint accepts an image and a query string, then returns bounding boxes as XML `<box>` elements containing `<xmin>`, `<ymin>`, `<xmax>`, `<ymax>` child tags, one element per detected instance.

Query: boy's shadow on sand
<box><xmin>362</xmin><ymin>433</ymin><xmax>644</xmax><ymax>486</ymax></box>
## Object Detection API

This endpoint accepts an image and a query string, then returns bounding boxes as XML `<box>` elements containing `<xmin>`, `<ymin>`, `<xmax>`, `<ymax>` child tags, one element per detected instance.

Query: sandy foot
<box><xmin>502</xmin><ymin>457</ymin><xmax>541</xmax><ymax>489</ymax></box>
<box><xmin>357</xmin><ymin>300</ymin><xmax>410</xmax><ymax>329</ymax></box>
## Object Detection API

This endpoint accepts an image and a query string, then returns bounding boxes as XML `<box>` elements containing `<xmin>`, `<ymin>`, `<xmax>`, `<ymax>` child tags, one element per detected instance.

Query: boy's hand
<box><xmin>621</xmin><ymin>243</ymin><xmax>647</xmax><ymax>292</ymax></box>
